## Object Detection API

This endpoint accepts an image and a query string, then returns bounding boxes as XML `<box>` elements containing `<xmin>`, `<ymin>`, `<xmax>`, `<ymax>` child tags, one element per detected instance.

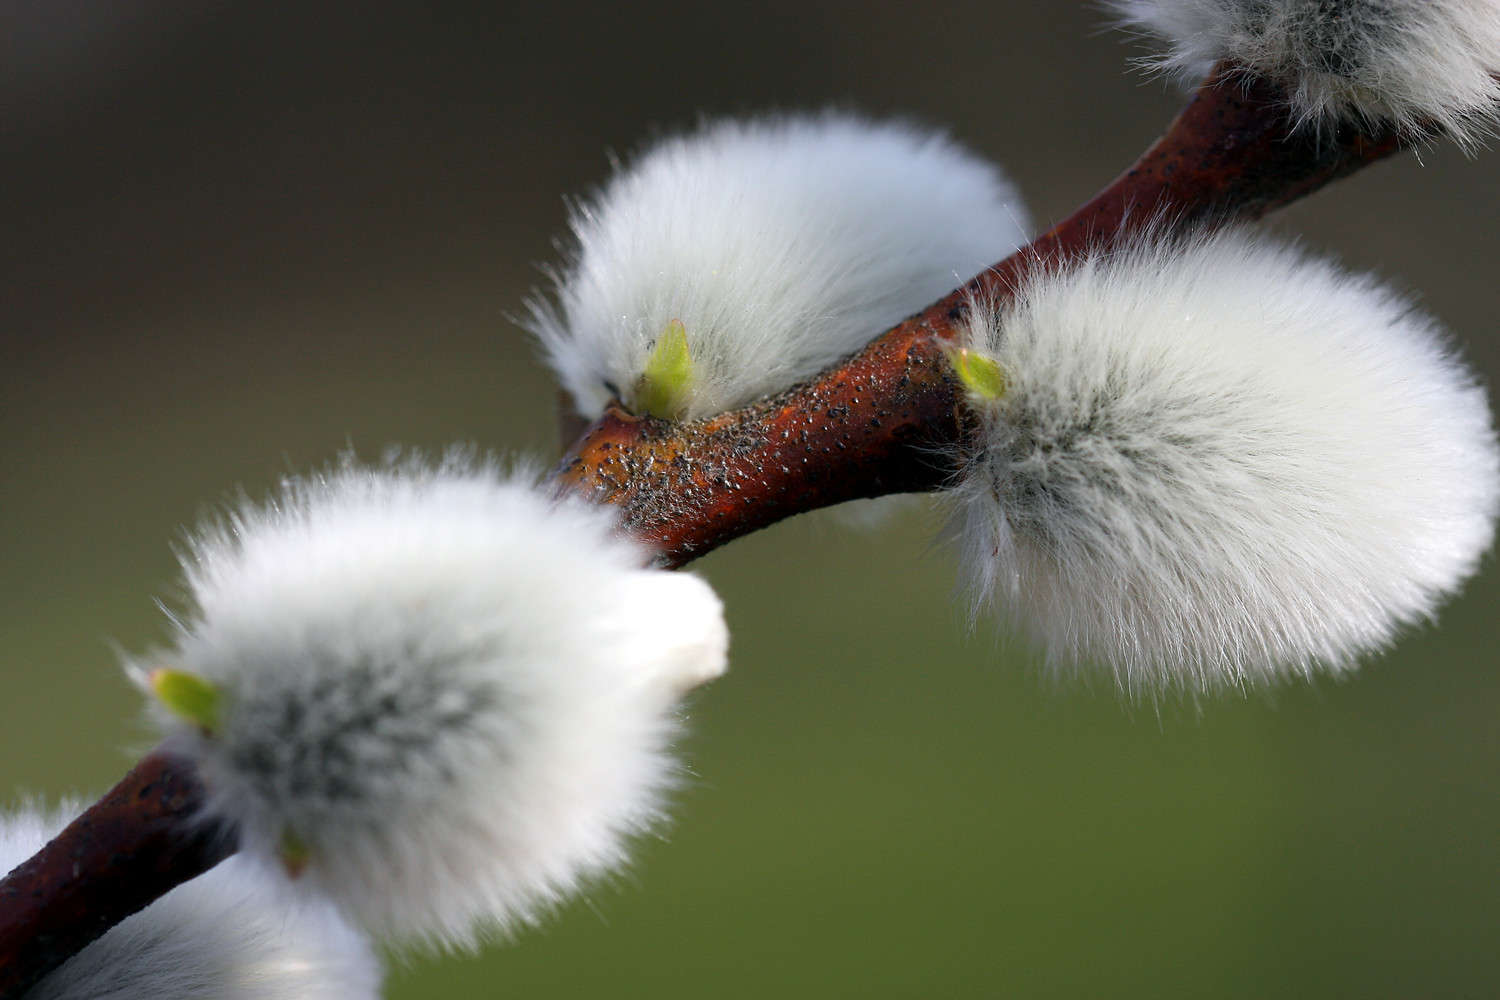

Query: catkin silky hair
<box><xmin>1110</xmin><ymin>0</ymin><xmax>1500</xmax><ymax>150</ymax></box>
<box><xmin>134</xmin><ymin>455</ymin><xmax>728</xmax><ymax>949</ymax></box>
<box><xmin>528</xmin><ymin>112</ymin><xmax>1030</xmax><ymax>421</ymax></box>
<box><xmin>952</xmin><ymin>228</ymin><xmax>1499</xmax><ymax>693</ymax></box>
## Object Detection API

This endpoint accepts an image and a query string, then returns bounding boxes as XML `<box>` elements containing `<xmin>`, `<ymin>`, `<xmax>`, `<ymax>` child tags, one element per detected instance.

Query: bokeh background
<box><xmin>4</xmin><ymin>2</ymin><xmax>1497</xmax><ymax>997</ymax></box>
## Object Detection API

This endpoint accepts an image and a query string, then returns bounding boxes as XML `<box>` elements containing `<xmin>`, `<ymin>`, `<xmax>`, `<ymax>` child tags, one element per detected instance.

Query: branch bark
<box><xmin>550</xmin><ymin>66</ymin><xmax>1403</xmax><ymax>566</ymax></box>
<box><xmin>0</xmin><ymin>753</ymin><xmax>231</xmax><ymax>998</ymax></box>
<box><xmin>0</xmin><ymin>64</ymin><xmax>1405</xmax><ymax>991</ymax></box>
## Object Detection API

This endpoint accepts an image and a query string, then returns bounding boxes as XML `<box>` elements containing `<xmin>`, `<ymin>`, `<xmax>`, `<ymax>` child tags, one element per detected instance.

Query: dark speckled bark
<box><xmin>550</xmin><ymin>66</ymin><xmax>1404</xmax><ymax>567</ymax></box>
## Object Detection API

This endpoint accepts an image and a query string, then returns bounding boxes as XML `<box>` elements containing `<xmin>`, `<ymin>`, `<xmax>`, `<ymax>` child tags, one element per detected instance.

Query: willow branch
<box><xmin>550</xmin><ymin>65</ymin><xmax>1403</xmax><ymax>566</ymax></box>
<box><xmin>0</xmin><ymin>753</ymin><xmax>230</xmax><ymax>997</ymax></box>
<box><xmin>0</xmin><ymin>64</ymin><xmax>1406</xmax><ymax>992</ymax></box>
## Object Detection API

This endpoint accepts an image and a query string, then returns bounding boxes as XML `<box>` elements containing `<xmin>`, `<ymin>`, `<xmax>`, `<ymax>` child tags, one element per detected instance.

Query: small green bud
<box><xmin>946</xmin><ymin>346</ymin><xmax>1007</xmax><ymax>402</ymax></box>
<box><xmin>279</xmin><ymin>827</ymin><xmax>312</xmax><ymax>878</ymax></box>
<box><xmin>148</xmin><ymin>668</ymin><xmax>222</xmax><ymax>733</ymax></box>
<box><xmin>635</xmin><ymin>319</ymin><xmax>696</xmax><ymax>419</ymax></box>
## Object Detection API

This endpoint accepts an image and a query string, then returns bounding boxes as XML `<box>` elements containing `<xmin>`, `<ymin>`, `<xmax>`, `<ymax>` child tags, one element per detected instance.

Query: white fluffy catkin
<box><xmin>527</xmin><ymin>112</ymin><xmax>1030</xmax><ymax>421</ymax></box>
<box><xmin>953</xmin><ymin>229</ymin><xmax>1499</xmax><ymax>694</ymax></box>
<box><xmin>0</xmin><ymin>803</ymin><xmax>380</xmax><ymax>1000</ymax></box>
<box><xmin>134</xmin><ymin>455</ymin><xmax>728</xmax><ymax>949</ymax></box>
<box><xmin>1109</xmin><ymin>0</ymin><xmax>1500</xmax><ymax>150</ymax></box>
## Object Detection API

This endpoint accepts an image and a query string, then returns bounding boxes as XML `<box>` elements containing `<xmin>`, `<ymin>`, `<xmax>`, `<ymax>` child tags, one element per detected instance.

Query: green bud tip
<box><xmin>279</xmin><ymin>828</ymin><xmax>311</xmax><ymax>878</ymax></box>
<box><xmin>635</xmin><ymin>318</ymin><xmax>696</xmax><ymax>419</ymax></box>
<box><xmin>148</xmin><ymin>668</ymin><xmax>222</xmax><ymax>733</ymax></box>
<box><xmin>946</xmin><ymin>346</ymin><xmax>1007</xmax><ymax>402</ymax></box>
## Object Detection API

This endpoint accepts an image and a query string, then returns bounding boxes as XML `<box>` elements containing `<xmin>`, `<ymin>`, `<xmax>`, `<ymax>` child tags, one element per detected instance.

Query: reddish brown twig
<box><xmin>0</xmin><ymin>65</ymin><xmax>1407</xmax><ymax>991</ymax></box>
<box><xmin>551</xmin><ymin>66</ymin><xmax>1404</xmax><ymax>566</ymax></box>
<box><xmin>0</xmin><ymin>752</ymin><xmax>231</xmax><ymax>997</ymax></box>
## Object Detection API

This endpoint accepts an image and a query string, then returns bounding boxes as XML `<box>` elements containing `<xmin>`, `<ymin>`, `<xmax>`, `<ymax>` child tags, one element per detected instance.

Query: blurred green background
<box><xmin>3</xmin><ymin>2</ymin><xmax>1497</xmax><ymax>997</ymax></box>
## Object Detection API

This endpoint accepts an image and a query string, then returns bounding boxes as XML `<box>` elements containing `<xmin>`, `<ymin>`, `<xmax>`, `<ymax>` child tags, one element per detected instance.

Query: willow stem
<box><xmin>549</xmin><ymin>66</ymin><xmax>1403</xmax><ymax>566</ymax></box>
<box><xmin>0</xmin><ymin>752</ymin><xmax>232</xmax><ymax>997</ymax></box>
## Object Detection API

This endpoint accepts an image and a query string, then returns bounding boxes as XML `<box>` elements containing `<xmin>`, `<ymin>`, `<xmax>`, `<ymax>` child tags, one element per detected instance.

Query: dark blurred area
<box><xmin>3</xmin><ymin>3</ymin><xmax>1497</xmax><ymax>998</ymax></box>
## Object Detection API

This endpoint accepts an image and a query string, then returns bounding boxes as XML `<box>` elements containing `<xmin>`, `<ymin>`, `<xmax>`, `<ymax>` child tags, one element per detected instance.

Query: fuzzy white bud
<box><xmin>134</xmin><ymin>455</ymin><xmax>729</xmax><ymax>948</ymax></box>
<box><xmin>527</xmin><ymin>112</ymin><xmax>1030</xmax><ymax>421</ymax></box>
<box><xmin>952</xmin><ymin>228</ymin><xmax>1500</xmax><ymax>693</ymax></box>
<box><xmin>0</xmin><ymin>803</ymin><xmax>381</xmax><ymax>1000</ymax></box>
<box><xmin>1109</xmin><ymin>0</ymin><xmax>1500</xmax><ymax>150</ymax></box>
